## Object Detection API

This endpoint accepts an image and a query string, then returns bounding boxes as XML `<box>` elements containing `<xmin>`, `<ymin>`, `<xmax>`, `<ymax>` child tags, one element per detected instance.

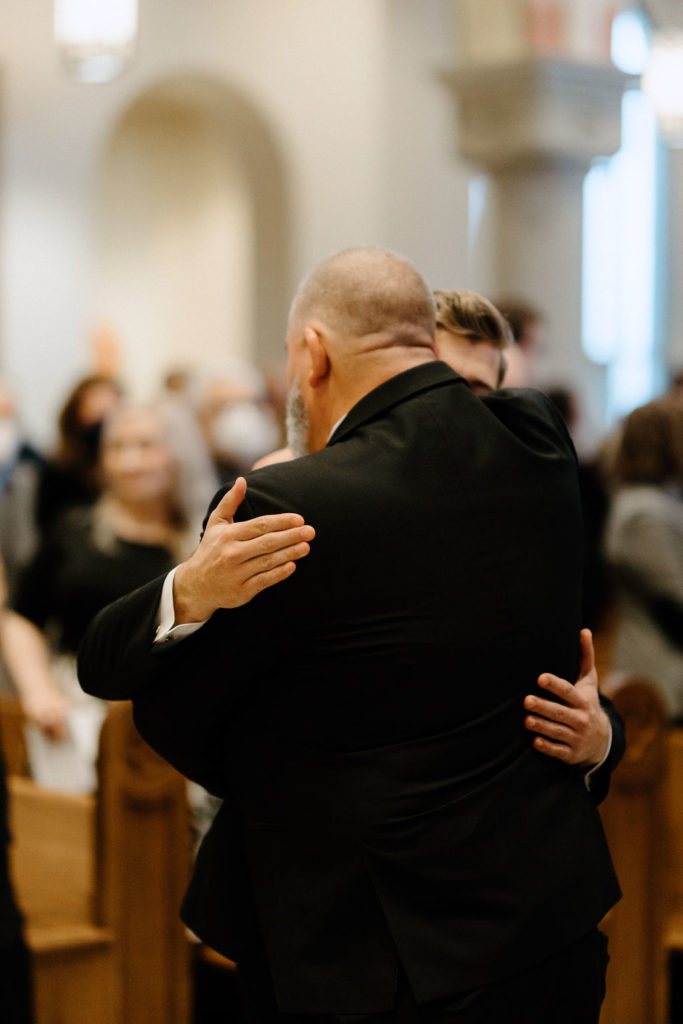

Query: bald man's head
<box><xmin>289</xmin><ymin>247</ymin><xmax>436</xmax><ymax>350</ymax></box>
<box><xmin>285</xmin><ymin>248</ymin><xmax>436</xmax><ymax>454</ymax></box>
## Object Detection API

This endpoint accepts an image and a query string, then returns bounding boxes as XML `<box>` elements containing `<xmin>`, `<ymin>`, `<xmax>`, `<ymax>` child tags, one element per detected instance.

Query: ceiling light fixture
<box><xmin>54</xmin><ymin>0</ymin><xmax>138</xmax><ymax>84</ymax></box>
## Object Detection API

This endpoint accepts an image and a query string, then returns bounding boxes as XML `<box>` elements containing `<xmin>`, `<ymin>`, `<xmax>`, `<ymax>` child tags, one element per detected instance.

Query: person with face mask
<box><xmin>189</xmin><ymin>359</ymin><xmax>282</xmax><ymax>483</ymax></box>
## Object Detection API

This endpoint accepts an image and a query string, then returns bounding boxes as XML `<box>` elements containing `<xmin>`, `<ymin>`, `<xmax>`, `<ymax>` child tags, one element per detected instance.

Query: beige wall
<box><xmin>95</xmin><ymin>85</ymin><xmax>254</xmax><ymax>399</ymax></box>
<box><xmin>0</xmin><ymin>0</ymin><xmax>679</xmax><ymax>448</ymax></box>
<box><xmin>0</xmin><ymin>0</ymin><xmax>473</xmax><ymax>445</ymax></box>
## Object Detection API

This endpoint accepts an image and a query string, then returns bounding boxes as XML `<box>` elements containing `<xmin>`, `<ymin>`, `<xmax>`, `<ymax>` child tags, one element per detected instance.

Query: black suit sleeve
<box><xmin>77</xmin><ymin>570</ymin><xmax>273</xmax><ymax>795</ymax></box>
<box><xmin>587</xmin><ymin>695</ymin><xmax>625</xmax><ymax>805</ymax></box>
<box><xmin>77</xmin><ymin>575</ymin><xmax>168</xmax><ymax>700</ymax></box>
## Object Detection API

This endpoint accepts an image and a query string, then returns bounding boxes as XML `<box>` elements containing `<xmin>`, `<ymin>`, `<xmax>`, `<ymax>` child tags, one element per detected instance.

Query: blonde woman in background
<box><xmin>8</xmin><ymin>403</ymin><xmax>211</xmax><ymax>792</ymax></box>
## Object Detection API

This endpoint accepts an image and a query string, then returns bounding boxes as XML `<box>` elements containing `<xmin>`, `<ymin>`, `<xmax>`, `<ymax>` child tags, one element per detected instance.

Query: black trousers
<box><xmin>238</xmin><ymin>928</ymin><xmax>609</xmax><ymax>1024</ymax></box>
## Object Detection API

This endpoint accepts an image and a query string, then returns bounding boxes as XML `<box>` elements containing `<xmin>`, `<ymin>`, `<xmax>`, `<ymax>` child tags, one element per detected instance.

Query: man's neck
<box><xmin>332</xmin><ymin>349</ymin><xmax>436</xmax><ymax>427</ymax></box>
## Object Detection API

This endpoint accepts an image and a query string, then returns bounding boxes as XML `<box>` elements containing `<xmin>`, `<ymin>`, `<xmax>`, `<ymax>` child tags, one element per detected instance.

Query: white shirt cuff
<box><xmin>154</xmin><ymin>567</ymin><xmax>208</xmax><ymax>644</ymax></box>
<box><xmin>584</xmin><ymin>723</ymin><xmax>613</xmax><ymax>791</ymax></box>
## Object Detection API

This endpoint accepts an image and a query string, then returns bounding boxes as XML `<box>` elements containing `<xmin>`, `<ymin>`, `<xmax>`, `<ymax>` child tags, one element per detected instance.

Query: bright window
<box><xmin>582</xmin><ymin>9</ymin><xmax>661</xmax><ymax>423</ymax></box>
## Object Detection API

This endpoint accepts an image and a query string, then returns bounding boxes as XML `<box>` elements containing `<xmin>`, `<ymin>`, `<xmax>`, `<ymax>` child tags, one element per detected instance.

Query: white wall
<box><xmin>95</xmin><ymin>86</ymin><xmax>254</xmax><ymax>400</ymax></box>
<box><xmin>380</xmin><ymin>0</ymin><xmax>472</xmax><ymax>289</ymax></box>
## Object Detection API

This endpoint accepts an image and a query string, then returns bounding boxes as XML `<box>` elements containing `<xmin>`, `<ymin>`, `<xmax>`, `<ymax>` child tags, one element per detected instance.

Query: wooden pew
<box><xmin>95</xmin><ymin>702</ymin><xmax>193</xmax><ymax>1024</ymax></box>
<box><xmin>4</xmin><ymin>700</ymin><xmax>193</xmax><ymax>1024</ymax></box>
<box><xmin>596</xmin><ymin>671</ymin><xmax>683</xmax><ymax>1024</ymax></box>
<box><xmin>0</xmin><ymin>694</ymin><xmax>31</xmax><ymax>777</ymax></box>
<box><xmin>598</xmin><ymin>675</ymin><xmax>668</xmax><ymax>1024</ymax></box>
<box><xmin>9</xmin><ymin>777</ymin><xmax>117</xmax><ymax>1024</ymax></box>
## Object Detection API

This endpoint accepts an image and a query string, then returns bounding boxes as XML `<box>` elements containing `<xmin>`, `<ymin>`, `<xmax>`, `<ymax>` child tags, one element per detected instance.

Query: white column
<box><xmin>661</xmin><ymin>146</ymin><xmax>683</xmax><ymax>380</ymax></box>
<box><xmin>443</xmin><ymin>55</ymin><xmax>631</xmax><ymax>441</ymax></box>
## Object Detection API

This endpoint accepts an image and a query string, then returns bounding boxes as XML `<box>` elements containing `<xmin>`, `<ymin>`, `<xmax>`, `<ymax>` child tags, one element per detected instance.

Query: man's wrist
<box><xmin>172</xmin><ymin>562</ymin><xmax>216</xmax><ymax>625</ymax></box>
<box><xmin>584</xmin><ymin>721</ymin><xmax>613</xmax><ymax>789</ymax></box>
<box><xmin>155</xmin><ymin>568</ymin><xmax>208</xmax><ymax>645</ymax></box>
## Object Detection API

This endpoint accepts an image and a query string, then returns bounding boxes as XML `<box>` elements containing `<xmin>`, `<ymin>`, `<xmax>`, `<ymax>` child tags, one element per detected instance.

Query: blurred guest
<box><xmin>12</xmin><ymin>404</ymin><xmax>194</xmax><ymax>791</ymax></box>
<box><xmin>156</xmin><ymin>384</ymin><xmax>219</xmax><ymax>534</ymax></box>
<box><xmin>605</xmin><ymin>398</ymin><xmax>683</xmax><ymax>719</ymax></box>
<box><xmin>0</xmin><ymin>381</ymin><xmax>42</xmax><ymax>602</ymax></box>
<box><xmin>34</xmin><ymin>375</ymin><xmax>123</xmax><ymax>536</ymax></box>
<box><xmin>0</xmin><ymin>380</ymin><xmax>44</xmax><ymax>702</ymax></box>
<box><xmin>189</xmin><ymin>358</ymin><xmax>281</xmax><ymax>481</ymax></box>
<box><xmin>494</xmin><ymin>296</ymin><xmax>545</xmax><ymax>387</ymax></box>
<box><xmin>668</xmin><ymin>365</ymin><xmax>683</xmax><ymax>403</ymax></box>
<box><xmin>0</xmin><ymin>556</ymin><xmax>67</xmax><ymax>742</ymax></box>
<box><xmin>163</xmin><ymin>367</ymin><xmax>190</xmax><ymax>398</ymax></box>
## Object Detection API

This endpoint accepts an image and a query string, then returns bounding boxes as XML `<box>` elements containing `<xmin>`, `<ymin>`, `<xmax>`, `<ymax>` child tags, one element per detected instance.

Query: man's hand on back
<box><xmin>173</xmin><ymin>477</ymin><xmax>315</xmax><ymax>625</ymax></box>
<box><xmin>523</xmin><ymin>629</ymin><xmax>611</xmax><ymax>770</ymax></box>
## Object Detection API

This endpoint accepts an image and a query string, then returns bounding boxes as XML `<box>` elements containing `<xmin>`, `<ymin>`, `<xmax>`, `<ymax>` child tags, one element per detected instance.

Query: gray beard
<box><xmin>285</xmin><ymin>379</ymin><xmax>311</xmax><ymax>459</ymax></box>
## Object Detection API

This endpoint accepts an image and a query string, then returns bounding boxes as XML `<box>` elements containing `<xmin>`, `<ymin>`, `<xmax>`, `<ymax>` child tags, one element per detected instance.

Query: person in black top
<box><xmin>11</xmin><ymin>404</ymin><xmax>195</xmax><ymax>791</ymax></box>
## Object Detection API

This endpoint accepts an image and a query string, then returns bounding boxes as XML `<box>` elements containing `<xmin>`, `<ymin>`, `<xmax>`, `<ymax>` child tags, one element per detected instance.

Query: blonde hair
<box><xmin>434</xmin><ymin>289</ymin><xmax>513</xmax><ymax>351</ymax></box>
<box><xmin>96</xmin><ymin>402</ymin><xmax>215</xmax><ymax>559</ymax></box>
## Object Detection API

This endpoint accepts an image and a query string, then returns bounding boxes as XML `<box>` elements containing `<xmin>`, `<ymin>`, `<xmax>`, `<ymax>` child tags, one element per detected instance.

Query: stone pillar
<box><xmin>443</xmin><ymin>53</ymin><xmax>631</xmax><ymax>442</ymax></box>
<box><xmin>455</xmin><ymin>0</ymin><xmax>618</xmax><ymax>65</ymax></box>
<box><xmin>661</xmin><ymin>146</ymin><xmax>683</xmax><ymax>380</ymax></box>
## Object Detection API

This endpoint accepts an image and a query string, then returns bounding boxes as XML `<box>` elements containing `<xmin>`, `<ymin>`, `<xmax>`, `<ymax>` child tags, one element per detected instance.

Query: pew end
<box><xmin>598</xmin><ymin>673</ymin><xmax>678</xmax><ymax>1024</ymax></box>
<box><xmin>3</xmin><ymin>698</ymin><xmax>193</xmax><ymax>1024</ymax></box>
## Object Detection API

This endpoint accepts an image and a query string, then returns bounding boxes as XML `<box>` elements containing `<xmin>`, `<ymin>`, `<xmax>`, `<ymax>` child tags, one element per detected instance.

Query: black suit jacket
<box><xmin>78</xmin><ymin>362</ymin><xmax>621</xmax><ymax>1012</ymax></box>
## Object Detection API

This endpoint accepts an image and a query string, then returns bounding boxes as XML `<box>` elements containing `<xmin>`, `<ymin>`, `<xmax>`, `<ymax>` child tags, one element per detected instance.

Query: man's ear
<box><xmin>303</xmin><ymin>327</ymin><xmax>330</xmax><ymax>388</ymax></box>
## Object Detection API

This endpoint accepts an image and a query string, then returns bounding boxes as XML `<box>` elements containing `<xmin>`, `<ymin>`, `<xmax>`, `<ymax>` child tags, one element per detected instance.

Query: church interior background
<box><xmin>3</xmin><ymin>3</ymin><xmax>683</xmax><ymax>1022</ymax></box>
<box><xmin>2</xmin><ymin>0</ymin><xmax>683</xmax><ymax>455</ymax></box>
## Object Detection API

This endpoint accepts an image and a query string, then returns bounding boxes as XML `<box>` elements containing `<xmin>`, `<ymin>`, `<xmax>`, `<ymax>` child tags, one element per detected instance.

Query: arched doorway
<box><xmin>93</xmin><ymin>75</ymin><xmax>289</xmax><ymax>397</ymax></box>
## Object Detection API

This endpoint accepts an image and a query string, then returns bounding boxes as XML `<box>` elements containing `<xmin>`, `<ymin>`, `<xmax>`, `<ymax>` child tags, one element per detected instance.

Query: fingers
<box><xmin>227</xmin><ymin>531</ymin><xmax>314</xmax><ymax>602</ymax></box>
<box><xmin>525</xmin><ymin>711</ymin><xmax>574</xmax><ymax>744</ymax></box>
<box><xmin>233</xmin><ymin>524</ymin><xmax>316</xmax><ymax>567</ymax></box>
<box><xmin>254</xmin><ymin>538</ymin><xmax>313</xmax><ymax>571</ymax></box>
<box><xmin>525</xmin><ymin>708</ymin><xmax>579</xmax><ymax>764</ymax></box>
<box><xmin>534</xmin><ymin>672</ymin><xmax>580</xmax><ymax>706</ymax></box>
<box><xmin>231</xmin><ymin>517</ymin><xmax>315</xmax><ymax>547</ymax></box>
<box><xmin>182</xmin><ymin>492</ymin><xmax>316</xmax><ymax>617</ymax></box>
<box><xmin>530</xmin><ymin>735</ymin><xmax>572</xmax><ymax>763</ymax></box>
<box><xmin>209</xmin><ymin>477</ymin><xmax>248</xmax><ymax>524</ymax></box>
<box><xmin>579</xmin><ymin>627</ymin><xmax>596</xmax><ymax>678</ymax></box>
<box><xmin>524</xmin><ymin>692</ymin><xmax>581</xmax><ymax>723</ymax></box>
<box><xmin>231</xmin><ymin>540</ymin><xmax>313</xmax><ymax>586</ymax></box>
<box><xmin>223</xmin><ymin>543</ymin><xmax>310</xmax><ymax>608</ymax></box>
<box><xmin>215</xmin><ymin>513</ymin><xmax>311</xmax><ymax>550</ymax></box>
<box><xmin>243</xmin><ymin>560</ymin><xmax>300</xmax><ymax>599</ymax></box>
